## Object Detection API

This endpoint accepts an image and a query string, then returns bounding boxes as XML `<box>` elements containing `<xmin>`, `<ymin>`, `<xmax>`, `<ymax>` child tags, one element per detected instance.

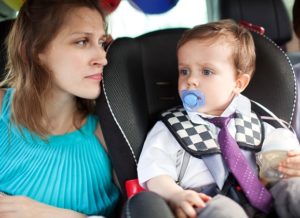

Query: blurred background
<box><xmin>0</xmin><ymin>0</ymin><xmax>298</xmax><ymax>51</ymax></box>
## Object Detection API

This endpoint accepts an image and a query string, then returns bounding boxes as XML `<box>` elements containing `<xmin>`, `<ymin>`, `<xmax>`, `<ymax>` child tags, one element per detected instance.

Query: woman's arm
<box><xmin>95</xmin><ymin>123</ymin><xmax>108</xmax><ymax>152</ymax></box>
<box><xmin>0</xmin><ymin>196</ymin><xmax>86</xmax><ymax>218</ymax></box>
<box><xmin>94</xmin><ymin>123</ymin><xmax>121</xmax><ymax>190</ymax></box>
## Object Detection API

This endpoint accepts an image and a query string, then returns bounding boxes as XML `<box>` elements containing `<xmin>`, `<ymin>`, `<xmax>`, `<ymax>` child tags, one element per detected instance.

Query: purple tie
<box><xmin>208</xmin><ymin>115</ymin><xmax>272</xmax><ymax>213</ymax></box>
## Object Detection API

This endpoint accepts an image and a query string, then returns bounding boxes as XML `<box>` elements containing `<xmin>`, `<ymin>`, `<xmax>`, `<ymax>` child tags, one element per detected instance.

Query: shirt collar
<box><xmin>187</xmin><ymin>94</ymin><xmax>251</xmax><ymax>124</ymax></box>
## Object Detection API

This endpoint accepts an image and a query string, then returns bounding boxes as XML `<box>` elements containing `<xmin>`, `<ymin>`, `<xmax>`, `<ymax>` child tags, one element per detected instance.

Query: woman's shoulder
<box><xmin>95</xmin><ymin>123</ymin><xmax>108</xmax><ymax>152</ymax></box>
<box><xmin>0</xmin><ymin>88</ymin><xmax>6</xmax><ymax>115</ymax></box>
<box><xmin>0</xmin><ymin>88</ymin><xmax>14</xmax><ymax>118</ymax></box>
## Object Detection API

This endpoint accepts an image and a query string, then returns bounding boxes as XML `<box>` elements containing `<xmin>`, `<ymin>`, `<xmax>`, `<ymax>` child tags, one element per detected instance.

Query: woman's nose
<box><xmin>91</xmin><ymin>47</ymin><xmax>108</xmax><ymax>67</ymax></box>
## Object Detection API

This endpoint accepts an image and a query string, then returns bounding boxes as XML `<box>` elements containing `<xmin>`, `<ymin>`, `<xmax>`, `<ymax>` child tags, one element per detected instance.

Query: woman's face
<box><xmin>39</xmin><ymin>7</ymin><xmax>107</xmax><ymax>100</ymax></box>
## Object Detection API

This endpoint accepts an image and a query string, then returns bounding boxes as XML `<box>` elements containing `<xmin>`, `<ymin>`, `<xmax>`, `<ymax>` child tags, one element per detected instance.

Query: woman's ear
<box><xmin>234</xmin><ymin>74</ymin><xmax>250</xmax><ymax>94</ymax></box>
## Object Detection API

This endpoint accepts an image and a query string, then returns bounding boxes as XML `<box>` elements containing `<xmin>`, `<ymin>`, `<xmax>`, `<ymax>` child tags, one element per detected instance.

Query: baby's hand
<box><xmin>278</xmin><ymin>150</ymin><xmax>300</xmax><ymax>178</ymax></box>
<box><xmin>168</xmin><ymin>190</ymin><xmax>211</xmax><ymax>218</ymax></box>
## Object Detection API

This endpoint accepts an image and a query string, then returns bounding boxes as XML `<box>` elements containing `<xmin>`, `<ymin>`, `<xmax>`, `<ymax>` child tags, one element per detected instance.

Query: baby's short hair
<box><xmin>177</xmin><ymin>19</ymin><xmax>256</xmax><ymax>78</ymax></box>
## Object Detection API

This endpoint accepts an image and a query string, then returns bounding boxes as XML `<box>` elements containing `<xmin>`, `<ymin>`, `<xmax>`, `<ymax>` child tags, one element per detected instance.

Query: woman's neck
<box><xmin>44</xmin><ymin>91</ymin><xmax>80</xmax><ymax>135</ymax></box>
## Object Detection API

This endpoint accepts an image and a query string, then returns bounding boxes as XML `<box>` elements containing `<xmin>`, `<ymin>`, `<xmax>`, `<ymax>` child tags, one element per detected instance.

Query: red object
<box><xmin>236</xmin><ymin>185</ymin><xmax>242</xmax><ymax>191</ymax></box>
<box><xmin>239</xmin><ymin>21</ymin><xmax>265</xmax><ymax>35</ymax></box>
<box><xmin>125</xmin><ymin>179</ymin><xmax>145</xmax><ymax>198</ymax></box>
<box><xmin>100</xmin><ymin>0</ymin><xmax>121</xmax><ymax>14</ymax></box>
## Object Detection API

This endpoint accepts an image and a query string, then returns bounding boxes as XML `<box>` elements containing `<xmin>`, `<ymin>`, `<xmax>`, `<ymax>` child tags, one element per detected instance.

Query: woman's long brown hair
<box><xmin>1</xmin><ymin>0</ymin><xmax>106</xmax><ymax>138</ymax></box>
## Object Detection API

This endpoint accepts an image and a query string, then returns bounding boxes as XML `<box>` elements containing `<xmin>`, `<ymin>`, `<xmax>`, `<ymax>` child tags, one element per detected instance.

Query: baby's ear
<box><xmin>234</xmin><ymin>73</ymin><xmax>250</xmax><ymax>94</ymax></box>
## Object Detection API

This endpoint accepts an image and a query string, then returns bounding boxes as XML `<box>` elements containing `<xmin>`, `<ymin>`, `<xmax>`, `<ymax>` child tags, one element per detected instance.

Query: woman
<box><xmin>0</xmin><ymin>0</ymin><xmax>119</xmax><ymax>217</ymax></box>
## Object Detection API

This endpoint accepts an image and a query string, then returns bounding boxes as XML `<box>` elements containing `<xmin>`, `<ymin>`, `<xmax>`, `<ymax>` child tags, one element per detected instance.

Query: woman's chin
<box><xmin>80</xmin><ymin>88</ymin><xmax>101</xmax><ymax>100</ymax></box>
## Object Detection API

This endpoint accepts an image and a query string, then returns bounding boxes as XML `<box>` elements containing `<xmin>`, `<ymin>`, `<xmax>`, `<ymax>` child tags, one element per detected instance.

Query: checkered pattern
<box><xmin>162</xmin><ymin>107</ymin><xmax>218</xmax><ymax>152</ymax></box>
<box><xmin>161</xmin><ymin>107</ymin><xmax>262</xmax><ymax>155</ymax></box>
<box><xmin>235</xmin><ymin>112</ymin><xmax>262</xmax><ymax>146</ymax></box>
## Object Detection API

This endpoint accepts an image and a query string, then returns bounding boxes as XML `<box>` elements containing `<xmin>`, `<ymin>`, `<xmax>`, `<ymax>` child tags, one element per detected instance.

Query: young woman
<box><xmin>0</xmin><ymin>0</ymin><xmax>120</xmax><ymax>217</ymax></box>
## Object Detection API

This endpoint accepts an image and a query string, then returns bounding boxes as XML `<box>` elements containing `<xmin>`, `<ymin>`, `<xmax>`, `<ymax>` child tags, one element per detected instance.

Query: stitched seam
<box><xmin>102</xmin><ymin>63</ymin><xmax>138</xmax><ymax>165</ymax></box>
<box><xmin>252</xmin><ymin>31</ymin><xmax>297</xmax><ymax>127</ymax></box>
<box><xmin>125</xmin><ymin>197</ymin><xmax>132</xmax><ymax>218</ymax></box>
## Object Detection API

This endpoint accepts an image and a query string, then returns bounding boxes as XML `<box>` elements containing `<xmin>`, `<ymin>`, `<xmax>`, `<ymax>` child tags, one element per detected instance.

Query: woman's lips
<box><xmin>86</xmin><ymin>73</ymin><xmax>103</xmax><ymax>81</ymax></box>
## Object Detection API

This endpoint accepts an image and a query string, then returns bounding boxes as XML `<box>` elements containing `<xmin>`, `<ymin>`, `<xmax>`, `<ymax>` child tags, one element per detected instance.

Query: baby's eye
<box><xmin>202</xmin><ymin>69</ymin><xmax>213</xmax><ymax>76</ymax></box>
<box><xmin>179</xmin><ymin>68</ymin><xmax>189</xmax><ymax>76</ymax></box>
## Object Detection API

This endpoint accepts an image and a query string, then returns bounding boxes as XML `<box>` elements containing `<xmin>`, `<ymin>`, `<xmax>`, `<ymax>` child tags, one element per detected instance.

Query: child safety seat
<box><xmin>219</xmin><ymin>0</ymin><xmax>300</xmax><ymax>141</ymax></box>
<box><xmin>95</xmin><ymin>25</ymin><xmax>297</xmax><ymax>216</ymax></box>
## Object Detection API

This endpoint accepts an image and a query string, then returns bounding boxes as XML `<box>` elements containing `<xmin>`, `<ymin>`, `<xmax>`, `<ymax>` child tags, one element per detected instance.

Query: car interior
<box><xmin>0</xmin><ymin>0</ymin><xmax>299</xmax><ymax>216</ymax></box>
<box><xmin>95</xmin><ymin>26</ymin><xmax>297</xmax><ymax>199</ymax></box>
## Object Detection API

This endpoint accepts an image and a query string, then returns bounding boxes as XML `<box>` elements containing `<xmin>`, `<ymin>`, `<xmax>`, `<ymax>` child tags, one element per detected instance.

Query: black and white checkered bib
<box><xmin>161</xmin><ymin>106</ymin><xmax>264</xmax><ymax>158</ymax></box>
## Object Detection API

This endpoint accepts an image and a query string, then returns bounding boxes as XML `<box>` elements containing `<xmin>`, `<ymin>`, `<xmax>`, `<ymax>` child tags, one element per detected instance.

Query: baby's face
<box><xmin>177</xmin><ymin>39</ymin><xmax>239</xmax><ymax>116</ymax></box>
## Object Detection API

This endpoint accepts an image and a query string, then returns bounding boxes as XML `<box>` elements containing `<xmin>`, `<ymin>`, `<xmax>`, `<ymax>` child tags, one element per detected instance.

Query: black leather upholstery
<box><xmin>96</xmin><ymin>28</ymin><xmax>297</xmax><ymax>196</ymax></box>
<box><xmin>220</xmin><ymin>0</ymin><xmax>292</xmax><ymax>46</ymax></box>
<box><xmin>96</xmin><ymin>29</ymin><xmax>185</xmax><ymax>195</ymax></box>
<box><xmin>244</xmin><ymin>32</ymin><xmax>296</xmax><ymax>124</ymax></box>
<box><xmin>121</xmin><ymin>192</ymin><xmax>173</xmax><ymax>218</ymax></box>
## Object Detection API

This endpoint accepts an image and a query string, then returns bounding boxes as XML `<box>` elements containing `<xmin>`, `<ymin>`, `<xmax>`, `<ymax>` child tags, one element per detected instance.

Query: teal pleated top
<box><xmin>0</xmin><ymin>89</ymin><xmax>120</xmax><ymax>217</ymax></box>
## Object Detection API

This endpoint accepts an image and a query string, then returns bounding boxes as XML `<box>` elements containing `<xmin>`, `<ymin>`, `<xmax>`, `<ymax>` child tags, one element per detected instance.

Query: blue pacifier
<box><xmin>181</xmin><ymin>90</ymin><xmax>205</xmax><ymax>112</ymax></box>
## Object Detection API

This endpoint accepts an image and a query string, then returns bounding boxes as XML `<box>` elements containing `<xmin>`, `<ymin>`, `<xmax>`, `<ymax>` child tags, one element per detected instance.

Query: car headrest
<box><xmin>220</xmin><ymin>0</ymin><xmax>292</xmax><ymax>46</ymax></box>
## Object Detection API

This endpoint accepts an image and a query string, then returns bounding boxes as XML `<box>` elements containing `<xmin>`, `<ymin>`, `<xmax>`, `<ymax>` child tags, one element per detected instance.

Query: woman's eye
<box><xmin>179</xmin><ymin>69</ymin><xmax>189</xmax><ymax>76</ymax></box>
<box><xmin>98</xmin><ymin>39</ymin><xmax>105</xmax><ymax>48</ymax></box>
<box><xmin>76</xmin><ymin>39</ymin><xmax>88</xmax><ymax>46</ymax></box>
<box><xmin>202</xmin><ymin>69</ymin><xmax>213</xmax><ymax>76</ymax></box>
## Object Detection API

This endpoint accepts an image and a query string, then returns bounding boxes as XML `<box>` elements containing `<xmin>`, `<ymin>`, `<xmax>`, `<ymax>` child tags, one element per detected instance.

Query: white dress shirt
<box><xmin>137</xmin><ymin>94</ymin><xmax>298</xmax><ymax>190</ymax></box>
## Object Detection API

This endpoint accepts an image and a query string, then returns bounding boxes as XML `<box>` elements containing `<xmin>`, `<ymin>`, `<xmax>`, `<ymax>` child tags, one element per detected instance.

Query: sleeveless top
<box><xmin>0</xmin><ymin>89</ymin><xmax>120</xmax><ymax>217</ymax></box>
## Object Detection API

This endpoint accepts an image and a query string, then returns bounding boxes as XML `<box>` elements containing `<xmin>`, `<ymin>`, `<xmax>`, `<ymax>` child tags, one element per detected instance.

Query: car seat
<box><xmin>95</xmin><ymin>24</ymin><xmax>297</xmax><ymax>201</ymax></box>
<box><xmin>219</xmin><ymin>0</ymin><xmax>300</xmax><ymax>135</ymax></box>
<box><xmin>219</xmin><ymin>0</ymin><xmax>292</xmax><ymax>48</ymax></box>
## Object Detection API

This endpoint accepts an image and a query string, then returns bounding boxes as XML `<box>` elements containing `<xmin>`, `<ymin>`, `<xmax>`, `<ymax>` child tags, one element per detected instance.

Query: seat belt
<box><xmin>176</xmin><ymin>151</ymin><xmax>227</xmax><ymax>190</ymax></box>
<box><xmin>176</xmin><ymin>152</ymin><xmax>266</xmax><ymax>218</ymax></box>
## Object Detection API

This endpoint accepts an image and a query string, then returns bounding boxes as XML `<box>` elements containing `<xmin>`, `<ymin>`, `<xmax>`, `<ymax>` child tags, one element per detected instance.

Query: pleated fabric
<box><xmin>0</xmin><ymin>89</ymin><xmax>120</xmax><ymax>217</ymax></box>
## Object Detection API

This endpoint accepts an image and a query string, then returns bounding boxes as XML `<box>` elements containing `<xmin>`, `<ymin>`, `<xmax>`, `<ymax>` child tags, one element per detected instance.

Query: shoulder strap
<box><xmin>161</xmin><ymin>106</ymin><xmax>265</xmax><ymax>156</ymax></box>
<box><xmin>175</xmin><ymin>150</ymin><xmax>227</xmax><ymax>190</ymax></box>
<box><xmin>234</xmin><ymin>110</ymin><xmax>264</xmax><ymax>151</ymax></box>
<box><xmin>163</xmin><ymin>106</ymin><xmax>266</xmax><ymax>190</ymax></box>
<box><xmin>161</xmin><ymin>106</ymin><xmax>220</xmax><ymax>157</ymax></box>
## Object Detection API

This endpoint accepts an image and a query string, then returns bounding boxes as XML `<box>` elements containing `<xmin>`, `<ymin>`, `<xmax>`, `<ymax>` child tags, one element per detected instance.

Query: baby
<box><xmin>138</xmin><ymin>19</ymin><xmax>300</xmax><ymax>218</ymax></box>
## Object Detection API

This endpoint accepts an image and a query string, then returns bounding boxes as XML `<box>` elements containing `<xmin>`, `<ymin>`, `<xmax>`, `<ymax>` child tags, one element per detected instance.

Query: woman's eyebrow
<box><xmin>70</xmin><ymin>32</ymin><xmax>106</xmax><ymax>38</ymax></box>
<box><xmin>70</xmin><ymin>32</ymin><xmax>92</xmax><ymax>36</ymax></box>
